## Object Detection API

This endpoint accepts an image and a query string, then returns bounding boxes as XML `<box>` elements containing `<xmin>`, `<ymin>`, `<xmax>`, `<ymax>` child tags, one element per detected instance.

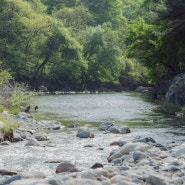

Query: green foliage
<box><xmin>0</xmin><ymin>115</ymin><xmax>20</xmax><ymax>133</ymax></box>
<box><xmin>7</xmin><ymin>83</ymin><xmax>33</xmax><ymax>110</ymax></box>
<box><xmin>9</xmin><ymin>108</ymin><xmax>20</xmax><ymax>115</ymax></box>
<box><xmin>2</xmin><ymin>0</ymin><xmax>183</xmax><ymax>91</ymax></box>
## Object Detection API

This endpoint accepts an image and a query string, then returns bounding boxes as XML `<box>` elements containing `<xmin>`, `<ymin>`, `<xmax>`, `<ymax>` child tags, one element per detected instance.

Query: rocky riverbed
<box><xmin>0</xmin><ymin>112</ymin><xmax>185</xmax><ymax>185</ymax></box>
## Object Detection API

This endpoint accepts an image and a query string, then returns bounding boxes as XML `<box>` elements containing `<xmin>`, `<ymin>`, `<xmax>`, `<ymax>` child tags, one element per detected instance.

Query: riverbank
<box><xmin>0</xmin><ymin>111</ymin><xmax>185</xmax><ymax>185</ymax></box>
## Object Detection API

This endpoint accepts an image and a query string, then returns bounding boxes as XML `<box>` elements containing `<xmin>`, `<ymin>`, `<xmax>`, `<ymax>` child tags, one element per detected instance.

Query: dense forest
<box><xmin>0</xmin><ymin>0</ymin><xmax>184</xmax><ymax>91</ymax></box>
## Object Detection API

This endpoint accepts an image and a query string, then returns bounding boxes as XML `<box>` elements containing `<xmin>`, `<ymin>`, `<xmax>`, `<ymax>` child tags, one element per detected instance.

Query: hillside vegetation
<box><xmin>0</xmin><ymin>0</ymin><xmax>184</xmax><ymax>91</ymax></box>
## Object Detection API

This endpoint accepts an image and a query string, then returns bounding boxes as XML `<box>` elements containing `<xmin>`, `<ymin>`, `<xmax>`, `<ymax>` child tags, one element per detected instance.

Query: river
<box><xmin>1</xmin><ymin>92</ymin><xmax>185</xmax><ymax>179</ymax></box>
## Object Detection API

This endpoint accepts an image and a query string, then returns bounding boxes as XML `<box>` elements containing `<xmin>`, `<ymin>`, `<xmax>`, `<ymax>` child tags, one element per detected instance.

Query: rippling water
<box><xmin>1</xmin><ymin>92</ymin><xmax>185</xmax><ymax>178</ymax></box>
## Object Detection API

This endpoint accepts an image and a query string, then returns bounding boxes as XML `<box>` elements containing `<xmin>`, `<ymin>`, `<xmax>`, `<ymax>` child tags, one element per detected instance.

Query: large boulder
<box><xmin>107</xmin><ymin>142</ymin><xmax>151</xmax><ymax>162</ymax></box>
<box><xmin>164</xmin><ymin>73</ymin><xmax>185</xmax><ymax>106</ymax></box>
<box><xmin>76</xmin><ymin>128</ymin><xmax>94</xmax><ymax>138</ymax></box>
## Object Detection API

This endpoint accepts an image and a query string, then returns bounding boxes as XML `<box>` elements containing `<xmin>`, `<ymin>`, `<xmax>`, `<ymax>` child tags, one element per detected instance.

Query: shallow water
<box><xmin>32</xmin><ymin>92</ymin><xmax>160</xmax><ymax>124</ymax></box>
<box><xmin>1</xmin><ymin>92</ymin><xmax>185</xmax><ymax>178</ymax></box>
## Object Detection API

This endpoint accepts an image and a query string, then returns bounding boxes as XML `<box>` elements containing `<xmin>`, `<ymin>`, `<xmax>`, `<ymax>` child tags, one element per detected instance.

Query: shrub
<box><xmin>0</xmin><ymin>115</ymin><xmax>20</xmax><ymax>133</ymax></box>
<box><xmin>7</xmin><ymin>83</ymin><xmax>32</xmax><ymax>108</ymax></box>
<box><xmin>9</xmin><ymin>108</ymin><xmax>20</xmax><ymax>115</ymax></box>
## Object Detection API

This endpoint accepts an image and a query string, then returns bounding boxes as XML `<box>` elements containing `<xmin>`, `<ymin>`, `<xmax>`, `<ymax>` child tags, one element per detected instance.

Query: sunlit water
<box><xmin>1</xmin><ymin>92</ymin><xmax>185</xmax><ymax>178</ymax></box>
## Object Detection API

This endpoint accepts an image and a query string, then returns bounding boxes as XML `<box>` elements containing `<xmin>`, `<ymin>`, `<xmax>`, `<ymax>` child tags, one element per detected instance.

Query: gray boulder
<box><xmin>133</xmin><ymin>151</ymin><xmax>146</xmax><ymax>161</ymax></box>
<box><xmin>76</xmin><ymin>128</ymin><xmax>94</xmax><ymax>138</ymax></box>
<box><xmin>56</xmin><ymin>161</ymin><xmax>80</xmax><ymax>173</ymax></box>
<box><xmin>145</xmin><ymin>175</ymin><xmax>167</xmax><ymax>185</ymax></box>
<box><xmin>34</xmin><ymin>132</ymin><xmax>48</xmax><ymax>141</ymax></box>
<box><xmin>120</xmin><ymin>126</ymin><xmax>131</xmax><ymax>134</ymax></box>
<box><xmin>108</xmin><ymin>126</ymin><xmax>120</xmax><ymax>133</ymax></box>
<box><xmin>16</xmin><ymin>112</ymin><xmax>33</xmax><ymax>121</ymax></box>
<box><xmin>25</xmin><ymin>138</ymin><xmax>43</xmax><ymax>147</ymax></box>
<box><xmin>108</xmin><ymin>142</ymin><xmax>151</xmax><ymax>162</ymax></box>
<box><xmin>98</xmin><ymin>122</ymin><xmax>114</xmax><ymax>131</ymax></box>
<box><xmin>165</xmin><ymin>73</ymin><xmax>185</xmax><ymax>106</ymax></box>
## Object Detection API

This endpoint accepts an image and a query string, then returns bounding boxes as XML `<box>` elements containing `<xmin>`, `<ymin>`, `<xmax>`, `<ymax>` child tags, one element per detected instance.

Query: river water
<box><xmin>1</xmin><ymin>92</ymin><xmax>185</xmax><ymax>178</ymax></box>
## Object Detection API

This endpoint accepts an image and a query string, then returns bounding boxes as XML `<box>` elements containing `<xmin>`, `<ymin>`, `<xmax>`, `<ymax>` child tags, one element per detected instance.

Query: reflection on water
<box><xmin>33</xmin><ymin>92</ymin><xmax>160</xmax><ymax>124</ymax></box>
<box><xmin>1</xmin><ymin>92</ymin><xmax>185</xmax><ymax>178</ymax></box>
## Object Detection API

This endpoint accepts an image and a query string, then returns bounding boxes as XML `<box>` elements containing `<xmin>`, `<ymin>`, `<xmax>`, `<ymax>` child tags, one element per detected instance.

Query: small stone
<box><xmin>56</xmin><ymin>161</ymin><xmax>80</xmax><ymax>173</ymax></box>
<box><xmin>133</xmin><ymin>151</ymin><xmax>146</xmax><ymax>161</ymax></box>
<box><xmin>0</xmin><ymin>169</ymin><xmax>17</xmax><ymax>176</ymax></box>
<box><xmin>120</xmin><ymin>126</ymin><xmax>131</xmax><ymax>134</ymax></box>
<box><xmin>107</xmin><ymin>126</ymin><xmax>120</xmax><ymax>133</ymax></box>
<box><xmin>25</xmin><ymin>138</ymin><xmax>43</xmax><ymax>147</ymax></box>
<box><xmin>90</xmin><ymin>163</ymin><xmax>104</xmax><ymax>169</ymax></box>
<box><xmin>98</xmin><ymin>122</ymin><xmax>114</xmax><ymax>131</ymax></box>
<box><xmin>110</xmin><ymin>141</ymin><xmax>126</xmax><ymax>147</ymax></box>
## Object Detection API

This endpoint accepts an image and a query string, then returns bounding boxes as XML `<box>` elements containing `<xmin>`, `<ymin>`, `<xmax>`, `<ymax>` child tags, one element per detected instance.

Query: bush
<box><xmin>9</xmin><ymin>108</ymin><xmax>20</xmax><ymax>115</ymax></box>
<box><xmin>0</xmin><ymin>115</ymin><xmax>20</xmax><ymax>133</ymax></box>
<box><xmin>7</xmin><ymin>83</ymin><xmax>33</xmax><ymax>109</ymax></box>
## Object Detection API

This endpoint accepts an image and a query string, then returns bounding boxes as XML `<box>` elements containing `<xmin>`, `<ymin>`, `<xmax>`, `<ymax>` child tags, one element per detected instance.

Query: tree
<box><xmin>81</xmin><ymin>0</ymin><xmax>126</xmax><ymax>28</ymax></box>
<box><xmin>82</xmin><ymin>26</ymin><xmax>123</xmax><ymax>89</ymax></box>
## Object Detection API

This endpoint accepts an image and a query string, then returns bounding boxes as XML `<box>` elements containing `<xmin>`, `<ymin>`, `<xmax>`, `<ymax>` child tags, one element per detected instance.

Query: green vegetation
<box><xmin>0</xmin><ymin>0</ymin><xmax>184</xmax><ymax>91</ymax></box>
<box><xmin>0</xmin><ymin>114</ymin><xmax>20</xmax><ymax>134</ymax></box>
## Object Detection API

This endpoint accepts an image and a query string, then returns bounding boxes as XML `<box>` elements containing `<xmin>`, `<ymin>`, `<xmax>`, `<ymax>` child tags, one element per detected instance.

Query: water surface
<box><xmin>1</xmin><ymin>92</ymin><xmax>185</xmax><ymax>179</ymax></box>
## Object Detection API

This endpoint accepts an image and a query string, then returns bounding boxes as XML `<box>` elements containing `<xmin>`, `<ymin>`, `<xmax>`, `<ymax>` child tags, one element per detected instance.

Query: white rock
<box><xmin>108</xmin><ymin>142</ymin><xmax>151</xmax><ymax>162</ymax></box>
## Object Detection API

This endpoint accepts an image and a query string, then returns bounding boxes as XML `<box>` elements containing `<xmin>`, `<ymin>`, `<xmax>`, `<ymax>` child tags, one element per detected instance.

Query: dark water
<box><xmin>1</xmin><ymin>92</ymin><xmax>185</xmax><ymax>178</ymax></box>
